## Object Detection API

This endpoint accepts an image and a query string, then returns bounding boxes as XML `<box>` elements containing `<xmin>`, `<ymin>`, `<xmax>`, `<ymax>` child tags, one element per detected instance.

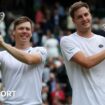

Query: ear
<box><xmin>10</xmin><ymin>35</ymin><xmax>15</xmax><ymax>41</ymax></box>
<box><xmin>10</xmin><ymin>31</ymin><xmax>15</xmax><ymax>41</ymax></box>
<box><xmin>12</xmin><ymin>31</ymin><xmax>15</xmax><ymax>36</ymax></box>
<box><xmin>72</xmin><ymin>18</ymin><xmax>75</xmax><ymax>24</ymax></box>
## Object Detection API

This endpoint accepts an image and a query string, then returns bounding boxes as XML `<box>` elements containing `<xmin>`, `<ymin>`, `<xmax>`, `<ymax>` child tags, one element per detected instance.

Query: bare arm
<box><xmin>0</xmin><ymin>36</ymin><xmax>42</xmax><ymax>65</ymax></box>
<box><xmin>71</xmin><ymin>51</ymin><xmax>105</xmax><ymax>69</ymax></box>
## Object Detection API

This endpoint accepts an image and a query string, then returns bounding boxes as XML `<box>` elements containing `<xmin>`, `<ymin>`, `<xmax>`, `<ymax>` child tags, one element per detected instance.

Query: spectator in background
<box><xmin>60</xmin><ymin>1</ymin><xmax>105</xmax><ymax>105</ymax></box>
<box><xmin>31</xmin><ymin>23</ymin><xmax>39</xmax><ymax>47</ymax></box>
<box><xmin>43</xmin><ymin>29</ymin><xmax>60</xmax><ymax>59</ymax></box>
<box><xmin>35</xmin><ymin>8</ymin><xmax>44</xmax><ymax>25</ymax></box>
<box><xmin>50</xmin><ymin>82</ymin><xmax>65</xmax><ymax>105</ymax></box>
<box><xmin>42</xmin><ymin>82</ymin><xmax>49</xmax><ymax>105</ymax></box>
<box><xmin>47</xmin><ymin>73</ymin><xmax>58</xmax><ymax>104</ymax></box>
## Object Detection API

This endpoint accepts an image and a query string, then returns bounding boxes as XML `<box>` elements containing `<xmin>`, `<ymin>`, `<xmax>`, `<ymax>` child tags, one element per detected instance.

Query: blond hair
<box><xmin>13</xmin><ymin>16</ymin><xmax>33</xmax><ymax>30</ymax></box>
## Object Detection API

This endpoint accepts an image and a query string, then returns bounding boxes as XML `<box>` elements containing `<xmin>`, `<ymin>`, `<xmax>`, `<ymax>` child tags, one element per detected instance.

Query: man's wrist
<box><xmin>2</xmin><ymin>42</ymin><xmax>10</xmax><ymax>50</ymax></box>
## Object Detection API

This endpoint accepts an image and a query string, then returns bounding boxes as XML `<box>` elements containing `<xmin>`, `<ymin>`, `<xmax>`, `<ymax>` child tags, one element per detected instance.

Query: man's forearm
<box><xmin>2</xmin><ymin>43</ymin><xmax>41</xmax><ymax>64</ymax></box>
<box><xmin>2</xmin><ymin>43</ymin><xmax>31</xmax><ymax>64</ymax></box>
<box><xmin>72</xmin><ymin>50</ymin><xmax>105</xmax><ymax>69</ymax></box>
<box><xmin>86</xmin><ymin>50</ymin><xmax>105</xmax><ymax>68</ymax></box>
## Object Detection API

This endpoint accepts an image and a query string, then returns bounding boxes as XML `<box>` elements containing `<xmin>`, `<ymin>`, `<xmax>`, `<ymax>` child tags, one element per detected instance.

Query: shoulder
<box><xmin>33</xmin><ymin>47</ymin><xmax>48</xmax><ymax>61</ymax></box>
<box><xmin>33</xmin><ymin>47</ymin><xmax>47</xmax><ymax>51</ymax></box>
<box><xmin>0</xmin><ymin>50</ymin><xmax>8</xmax><ymax>55</ymax></box>
<box><xmin>60</xmin><ymin>33</ymin><xmax>76</xmax><ymax>45</ymax></box>
<box><xmin>32</xmin><ymin>47</ymin><xmax>48</xmax><ymax>56</ymax></box>
<box><xmin>94</xmin><ymin>33</ymin><xmax>104</xmax><ymax>38</ymax></box>
<box><xmin>93</xmin><ymin>34</ymin><xmax>105</xmax><ymax>40</ymax></box>
<box><xmin>0</xmin><ymin>50</ymin><xmax>10</xmax><ymax>61</ymax></box>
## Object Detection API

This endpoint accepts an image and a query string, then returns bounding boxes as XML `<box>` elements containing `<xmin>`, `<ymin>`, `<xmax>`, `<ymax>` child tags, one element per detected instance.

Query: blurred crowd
<box><xmin>0</xmin><ymin>1</ymin><xmax>105</xmax><ymax>105</ymax></box>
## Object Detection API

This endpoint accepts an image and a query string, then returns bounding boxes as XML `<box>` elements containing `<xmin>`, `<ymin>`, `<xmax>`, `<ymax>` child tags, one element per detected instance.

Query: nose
<box><xmin>23</xmin><ymin>28</ymin><xmax>27</xmax><ymax>31</ymax></box>
<box><xmin>22</xmin><ymin>28</ymin><xmax>28</xmax><ymax>33</ymax></box>
<box><xmin>82</xmin><ymin>15</ymin><xmax>87</xmax><ymax>21</ymax></box>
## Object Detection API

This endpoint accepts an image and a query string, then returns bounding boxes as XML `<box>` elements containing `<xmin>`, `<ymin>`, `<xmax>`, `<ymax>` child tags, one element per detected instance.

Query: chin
<box><xmin>83</xmin><ymin>25</ymin><xmax>91</xmax><ymax>29</ymax></box>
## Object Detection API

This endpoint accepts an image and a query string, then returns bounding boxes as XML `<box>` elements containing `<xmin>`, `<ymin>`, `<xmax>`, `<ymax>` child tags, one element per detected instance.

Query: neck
<box><xmin>77</xmin><ymin>30</ymin><xmax>93</xmax><ymax>38</ymax></box>
<box><xmin>15</xmin><ymin>42</ymin><xmax>32</xmax><ymax>50</ymax></box>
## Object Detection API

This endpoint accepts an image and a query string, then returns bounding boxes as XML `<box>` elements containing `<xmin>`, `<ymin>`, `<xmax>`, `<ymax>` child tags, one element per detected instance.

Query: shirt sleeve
<box><xmin>60</xmin><ymin>37</ymin><xmax>80</xmax><ymax>61</ymax></box>
<box><xmin>35</xmin><ymin>47</ymin><xmax>48</xmax><ymax>63</ymax></box>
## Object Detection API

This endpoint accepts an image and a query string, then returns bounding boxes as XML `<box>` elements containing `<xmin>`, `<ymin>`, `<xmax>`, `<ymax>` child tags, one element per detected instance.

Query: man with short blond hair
<box><xmin>0</xmin><ymin>16</ymin><xmax>47</xmax><ymax>105</ymax></box>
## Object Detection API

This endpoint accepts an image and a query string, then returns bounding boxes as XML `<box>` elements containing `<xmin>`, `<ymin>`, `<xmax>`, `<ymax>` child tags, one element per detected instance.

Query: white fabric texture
<box><xmin>0</xmin><ymin>47</ymin><xmax>47</xmax><ymax>105</ymax></box>
<box><xmin>60</xmin><ymin>32</ymin><xmax>105</xmax><ymax>105</ymax></box>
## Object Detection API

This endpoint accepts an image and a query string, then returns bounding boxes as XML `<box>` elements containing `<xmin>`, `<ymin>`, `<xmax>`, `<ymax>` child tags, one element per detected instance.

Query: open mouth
<box><xmin>20</xmin><ymin>36</ymin><xmax>29</xmax><ymax>41</ymax></box>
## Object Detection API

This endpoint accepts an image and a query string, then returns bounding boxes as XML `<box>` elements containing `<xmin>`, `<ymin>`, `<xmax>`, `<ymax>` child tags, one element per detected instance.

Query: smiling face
<box><xmin>13</xmin><ymin>22</ymin><xmax>32</xmax><ymax>43</ymax></box>
<box><xmin>72</xmin><ymin>6</ymin><xmax>92</xmax><ymax>33</ymax></box>
<box><xmin>12</xmin><ymin>16</ymin><xmax>33</xmax><ymax>48</ymax></box>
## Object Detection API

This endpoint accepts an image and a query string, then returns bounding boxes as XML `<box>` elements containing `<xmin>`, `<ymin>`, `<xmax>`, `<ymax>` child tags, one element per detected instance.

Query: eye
<box><xmin>77</xmin><ymin>15</ymin><xmax>82</xmax><ymax>19</ymax></box>
<box><xmin>18</xmin><ymin>27</ymin><xmax>24</xmax><ymax>30</ymax></box>
<box><xmin>26</xmin><ymin>27</ymin><xmax>31</xmax><ymax>31</ymax></box>
<box><xmin>84</xmin><ymin>13</ymin><xmax>89</xmax><ymax>17</ymax></box>
<box><xmin>18</xmin><ymin>27</ymin><xmax>31</xmax><ymax>31</ymax></box>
